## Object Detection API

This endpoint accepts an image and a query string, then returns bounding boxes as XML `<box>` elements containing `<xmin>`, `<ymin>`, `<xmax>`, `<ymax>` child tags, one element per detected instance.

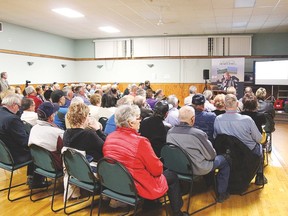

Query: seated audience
<box><xmin>146</xmin><ymin>89</ymin><xmax>157</xmax><ymax>109</ymax></box>
<box><xmin>25</xmin><ymin>86</ymin><xmax>43</xmax><ymax>111</ymax></box>
<box><xmin>139</xmin><ymin>100</ymin><xmax>171</xmax><ymax>157</ymax></box>
<box><xmin>184</xmin><ymin>85</ymin><xmax>197</xmax><ymax>106</ymax></box>
<box><xmin>165</xmin><ymin>95</ymin><xmax>180</xmax><ymax>126</ymax></box>
<box><xmin>212</xmin><ymin>94</ymin><xmax>226</xmax><ymax>116</ymax></box>
<box><xmin>241</xmin><ymin>93</ymin><xmax>266</xmax><ymax>133</ymax></box>
<box><xmin>104</xmin><ymin>95</ymin><xmax>134</xmax><ymax>135</ymax></box>
<box><xmin>226</xmin><ymin>86</ymin><xmax>243</xmax><ymax>111</ymax></box>
<box><xmin>256</xmin><ymin>87</ymin><xmax>275</xmax><ymax>152</ymax></box>
<box><xmin>74</xmin><ymin>85</ymin><xmax>91</xmax><ymax>105</ymax></box>
<box><xmin>134</xmin><ymin>95</ymin><xmax>153</xmax><ymax>120</ymax></box>
<box><xmin>103</xmin><ymin>104</ymin><xmax>187</xmax><ymax>216</ymax></box>
<box><xmin>28</xmin><ymin>102</ymin><xmax>64</xmax><ymax>170</ymax></box>
<box><xmin>62</xmin><ymin>86</ymin><xmax>73</xmax><ymax>108</ymax></box>
<box><xmin>203</xmin><ymin>90</ymin><xmax>216</xmax><ymax>112</ymax></box>
<box><xmin>63</xmin><ymin>102</ymin><xmax>105</xmax><ymax>162</ymax></box>
<box><xmin>167</xmin><ymin>106</ymin><xmax>230</xmax><ymax>203</ymax></box>
<box><xmin>214</xmin><ymin>94</ymin><xmax>267</xmax><ymax>185</ymax></box>
<box><xmin>0</xmin><ymin>94</ymin><xmax>49</xmax><ymax>189</ymax></box>
<box><xmin>20</xmin><ymin>98</ymin><xmax>38</xmax><ymax>126</ymax></box>
<box><xmin>191</xmin><ymin>94</ymin><xmax>216</xmax><ymax>143</ymax></box>
<box><xmin>51</xmin><ymin>90</ymin><xmax>67</xmax><ymax>130</ymax></box>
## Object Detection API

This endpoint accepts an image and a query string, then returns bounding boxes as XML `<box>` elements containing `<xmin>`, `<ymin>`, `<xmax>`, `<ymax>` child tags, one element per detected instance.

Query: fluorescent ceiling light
<box><xmin>234</xmin><ymin>0</ymin><xmax>255</xmax><ymax>8</ymax></box>
<box><xmin>99</xmin><ymin>26</ymin><xmax>120</xmax><ymax>33</ymax></box>
<box><xmin>52</xmin><ymin>8</ymin><xmax>84</xmax><ymax>18</ymax></box>
<box><xmin>233</xmin><ymin>22</ymin><xmax>247</xmax><ymax>28</ymax></box>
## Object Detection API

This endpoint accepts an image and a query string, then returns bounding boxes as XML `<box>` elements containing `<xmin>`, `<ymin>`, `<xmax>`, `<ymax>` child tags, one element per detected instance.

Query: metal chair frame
<box><xmin>0</xmin><ymin>139</ymin><xmax>32</xmax><ymax>201</ymax></box>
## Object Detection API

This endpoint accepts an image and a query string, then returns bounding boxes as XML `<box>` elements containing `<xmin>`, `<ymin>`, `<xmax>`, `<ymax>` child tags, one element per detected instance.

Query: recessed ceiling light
<box><xmin>234</xmin><ymin>0</ymin><xmax>255</xmax><ymax>8</ymax></box>
<box><xmin>52</xmin><ymin>8</ymin><xmax>84</xmax><ymax>18</ymax></box>
<box><xmin>99</xmin><ymin>26</ymin><xmax>120</xmax><ymax>33</ymax></box>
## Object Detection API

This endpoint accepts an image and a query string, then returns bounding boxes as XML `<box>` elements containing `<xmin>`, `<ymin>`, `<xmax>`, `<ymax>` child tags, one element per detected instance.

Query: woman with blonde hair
<box><xmin>212</xmin><ymin>94</ymin><xmax>226</xmax><ymax>116</ymax></box>
<box><xmin>63</xmin><ymin>102</ymin><xmax>105</xmax><ymax>161</ymax></box>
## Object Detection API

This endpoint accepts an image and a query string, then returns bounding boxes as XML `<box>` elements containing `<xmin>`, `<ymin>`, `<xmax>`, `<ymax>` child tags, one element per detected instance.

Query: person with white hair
<box><xmin>0</xmin><ymin>94</ymin><xmax>50</xmax><ymax>189</ymax></box>
<box><xmin>165</xmin><ymin>94</ymin><xmax>180</xmax><ymax>126</ymax></box>
<box><xmin>203</xmin><ymin>90</ymin><xmax>216</xmax><ymax>112</ymax></box>
<box><xmin>25</xmin><ymin>85</ymin><xmax>43</xmax><ymax>111</ymax></box>
<box><xmin>103</xmin><ymin>104</ymin><xmax>187</xmax><ymax>216</ymax></box>
<box><xmin>184</xmin><ymin>85</ymin><xmax>197</xmax><ymax>105</ymax></box>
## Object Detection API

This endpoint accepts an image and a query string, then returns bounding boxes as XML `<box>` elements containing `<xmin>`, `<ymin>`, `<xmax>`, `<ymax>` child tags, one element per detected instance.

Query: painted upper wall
<box><xmin>1</xmin><ymin>22</ymin><xmax>288</xmax><ymax>58</ymax></box>
<box><xmin>0</xmin><ymin>22</ymin><xmax>75</xmax><ymax>58</ymax></box>
<box><xmin>252</xmin><ymin>33</ymin><xmax>288</xmax><ymax>55</ymax></box>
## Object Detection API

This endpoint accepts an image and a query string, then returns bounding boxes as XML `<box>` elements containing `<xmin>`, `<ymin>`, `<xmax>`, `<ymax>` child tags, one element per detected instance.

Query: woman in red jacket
<box><xmin>103</xmin><ymin>104</ymin><xmax>187</xmax><ymax>216</ymax></box>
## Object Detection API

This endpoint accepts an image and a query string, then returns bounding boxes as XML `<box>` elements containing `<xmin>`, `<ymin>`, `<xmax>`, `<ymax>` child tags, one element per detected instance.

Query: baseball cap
<box><xmin>37</xmin><ymin>102</ymin><xmax>59</xmax><ymax>120</ymax></box>
<box><xmin>51</xmin><ymin>90</ymin><xmax>65</xmax><ymax>103</ymax></box>
<box><xmin>192</xmin><ymin>94</ymin><xmax>206</xmax><ymax>105</ymax></box>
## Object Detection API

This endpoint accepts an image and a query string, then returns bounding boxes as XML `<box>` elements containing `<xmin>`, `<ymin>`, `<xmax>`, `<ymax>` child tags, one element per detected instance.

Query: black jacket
<box><xmin>214</xmin><ymin>134</ymin><xmax>261</xmax><ymax>194</ymax></box>
<box><xmin>0</xmin><ymin>106</ymin><xmax>30</xmax><ymax>164</ymax></box>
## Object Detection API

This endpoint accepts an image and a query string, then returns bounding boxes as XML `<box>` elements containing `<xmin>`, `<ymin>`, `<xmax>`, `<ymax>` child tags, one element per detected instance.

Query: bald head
<box><xmin>179</xmin><ymin>106</ymin><xmax>195</xmax><ymax>126</ymax></box>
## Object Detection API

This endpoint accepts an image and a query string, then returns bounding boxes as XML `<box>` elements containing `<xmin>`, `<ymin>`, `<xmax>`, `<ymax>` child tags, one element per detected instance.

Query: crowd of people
<box><xmin>0</xmin><ymin>71</ymin><xmax>275</xmax><ymax>215</ymax></box>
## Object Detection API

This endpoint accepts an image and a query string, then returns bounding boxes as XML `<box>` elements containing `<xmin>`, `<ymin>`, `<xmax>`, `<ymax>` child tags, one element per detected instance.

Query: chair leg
<box><xmin>186</xmin><ymin>180</ymin><xmax>193</xmax><ymax>213</ymax></box>
<box><xmin>97</xmin><ymin>194</ymin><xmax>103</xmax><ymax>216</ymax></box>
<box><xmin>63</xmin><ymin>178</ymin><xmax>92</xmax><ymax>215</ymax></box>
<box><xmin>5</xmin><ymin>170</ymin><xmax>30</xmax><ymax>202</ymax></box>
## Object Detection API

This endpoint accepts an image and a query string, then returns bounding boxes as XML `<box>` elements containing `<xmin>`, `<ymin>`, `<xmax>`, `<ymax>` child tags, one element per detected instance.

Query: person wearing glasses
<box><xmin>0</xmin><ymin>93</ymin><xmax>50</xmax><ymax>189</ymax></box>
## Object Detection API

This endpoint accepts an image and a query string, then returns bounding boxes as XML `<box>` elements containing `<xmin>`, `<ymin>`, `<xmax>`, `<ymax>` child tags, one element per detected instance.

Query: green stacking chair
<box><xmin>29</xmin><ymin>144</ymin><xmax>64</xmax><ymax>212</ymax></box>
<box><xmin>161</xmin><ymin>143</ymin><xmax>217</xmax><ymax>215</ymax></box>
<box><xmin>97</xmin><ymin>157</ymin><xmax>146</xmax><ymax>216</ymax></box>
<box><xmin>62</xmin><ymin>148</ymin><xmax>100</xmax><ymax>216</ymax></box>
<box><xmin>0</xmin><ymin>139</ymin><xmax>32</xmax><ymax>201</ymax></box>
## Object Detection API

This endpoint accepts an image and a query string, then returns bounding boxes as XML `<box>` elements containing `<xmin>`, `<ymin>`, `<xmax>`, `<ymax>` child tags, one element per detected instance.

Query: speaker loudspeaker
<box><xmin>203</xmin><ymin>69</ymin><xmax>209</xmax><ymax>80</ymax></box>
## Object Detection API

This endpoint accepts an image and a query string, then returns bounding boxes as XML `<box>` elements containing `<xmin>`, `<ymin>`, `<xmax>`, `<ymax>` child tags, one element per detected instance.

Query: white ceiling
<box><xmin>0</xmin><ymin>0</ymin><xmax>288</xmax><ymax>39</ymax></box>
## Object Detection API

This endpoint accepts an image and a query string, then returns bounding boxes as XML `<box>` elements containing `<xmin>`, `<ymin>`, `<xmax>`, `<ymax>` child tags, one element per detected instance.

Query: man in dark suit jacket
<box><xmin>0</xmin><ymin>94</ymin><xmax>50</xmax><ymax>189</ymax></box>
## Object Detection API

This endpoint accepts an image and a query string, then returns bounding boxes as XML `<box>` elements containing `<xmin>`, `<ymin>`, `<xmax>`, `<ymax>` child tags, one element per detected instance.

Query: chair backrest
<box><xmin>214</xmin><ymin>134</ymin><xmax>261</xmax><ymax>194</ymax></box>
<box><xmin>29</xmin><ymin>144</ymin><xmax>57</xmax><ymax>172</ymax></box>
<box><xmin>97</xmin><ymin>157</ymin><xmax>137</xmax><ymax>196</ymax></box>
<box><xmin>161</xmin><ymin>143</ymin><xmax>193</xmax><ymax>175</ymax></box>
<box><xmin>99</xmin><ymin>117</ymin><xmax>108</xmax><ymax>131</ymax></box>
<box><xmin>63</xmin><ymin>148</ymin><xmax>96</xmax><ymax>184</ymax></box>
<box><xmin>0</xmin><ymin>139</ymin><xmax>14</xmax><ymax>165</ymax></box>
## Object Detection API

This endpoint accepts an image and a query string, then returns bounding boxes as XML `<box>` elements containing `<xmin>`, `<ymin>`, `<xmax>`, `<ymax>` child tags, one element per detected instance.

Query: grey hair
<box><xmin>115</xmin><ymin>105</ymin><xmax>140</xmax><ymax>128</ymax></box>
<box><xmin>203</xmin><ymin>90</ymin><xmax>213</xmax><ymax>100</ymax></box>
<box><xmin>179</xmin><ymin>106</ymin><xmax>195</xmax><ymax>123</ymax></box>
<box><xmin>189</xmin><ymin>86</ymin><xmax>197</xmax><ymax>94</ymax></box>
<box><xmin>134</xmin><ymin>95</ymin><xmax>145</xmax><ymax>108</ymax></box>
<box><xmin>2</xmin><ymin>94</ymin><xmax>22</xmax><ymax>106</ymax></box>
<box><xmin>226</xmin><ymin>86</ymin><xmax>236</xmax><ymax>95</ymax></box>
<box><xmin>136</xmin><ymin>88</ymin><xmax>146</xmax><ymax>97</ymax></box>
<box><xmin>70</xmin><ymin>96</ymin><xmax>84</xmax><ymax>104</ymax></box>
<box><xmin>167</xmin><ymin>95</ymin><xmax>178</xmax><ymax>107</ymax></box>
<box><xmin>116</xmin><ymin>95</ymin><xmax>134</xmax><ymax>106</ymax></box>
<box><xmin>225</xmin><ymin>94</ymin><xmax>237</xmax><ymax>109</ymax></box>
<box><xmin>25</xmin><ymin>86</ymin><xmax>35</xmax><ymax>95</ymax></box>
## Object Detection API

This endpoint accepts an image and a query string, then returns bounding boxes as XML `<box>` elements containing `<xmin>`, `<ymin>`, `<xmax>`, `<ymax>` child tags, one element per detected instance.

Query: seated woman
<box><xmin>63</xmin><ymin>102</ymin><xmax>105</xmax><ymax>162</ymax></box>
<box><xmin>103</xmin><ymin>104</ymin><xmax>187</xmax><ymax>216</ymax></box>
<box><xmin>212</xmin><ymin>94</ymin><xmax>226</xmax><ymax>116</ymax></box>
<box><xmin>241</xmin><ymin>93</ymin><xmax>266</xmax><ymax>133</ymax></box>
